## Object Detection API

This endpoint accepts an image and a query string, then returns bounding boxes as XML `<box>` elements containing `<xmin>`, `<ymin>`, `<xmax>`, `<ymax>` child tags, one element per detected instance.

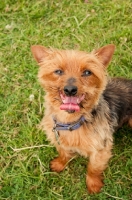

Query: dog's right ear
<box><xmin>31</xmin><ymin>45</ymin><xmax>49</xmax><ymax>63</ymax></box>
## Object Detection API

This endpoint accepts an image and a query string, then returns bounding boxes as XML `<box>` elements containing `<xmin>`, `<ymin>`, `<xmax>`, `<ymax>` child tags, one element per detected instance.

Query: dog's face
<box><xmin>31</xmin><ymin>45</ymin><xmax>115</xmax><ymax>113</ymax></box>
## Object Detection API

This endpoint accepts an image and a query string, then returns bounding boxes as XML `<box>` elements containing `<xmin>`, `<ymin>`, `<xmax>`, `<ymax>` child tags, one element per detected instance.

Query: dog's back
<box><xmin>103</xmin><ymin>78</ymin><xmax>132</xmax><ymax>129</ymax></box>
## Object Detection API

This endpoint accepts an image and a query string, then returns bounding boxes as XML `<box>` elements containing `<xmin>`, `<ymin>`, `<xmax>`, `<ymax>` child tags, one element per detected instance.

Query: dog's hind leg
<box><xmin>128</xmin><ymin>117</ymin><xmax>132</xmax><ymax>128</ymax></box>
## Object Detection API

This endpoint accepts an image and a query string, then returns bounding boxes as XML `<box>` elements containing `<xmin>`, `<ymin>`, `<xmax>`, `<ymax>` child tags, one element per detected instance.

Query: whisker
<box><xmin>54</xmin><ymin>98</ymin><xmax>62</xmax><ymax>102</ymax></box>
<box><xmin>48</xmin><ymin>86</ymin><xmax>59</xmax><ymax>91</ymax></box>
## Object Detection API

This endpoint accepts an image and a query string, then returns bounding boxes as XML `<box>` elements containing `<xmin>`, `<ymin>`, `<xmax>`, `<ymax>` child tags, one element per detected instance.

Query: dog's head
<box><xmin>31</xmin><ymin>44</ymin><xmax>115</xmax><ymax>114</ymax></box>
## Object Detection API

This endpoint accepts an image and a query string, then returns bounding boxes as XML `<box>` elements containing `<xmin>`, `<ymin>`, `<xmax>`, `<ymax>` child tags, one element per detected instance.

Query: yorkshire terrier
<box><xmin>31</xmin><ymin>44</ymin><xmax>132</xmax><ymax>193</ymax></box>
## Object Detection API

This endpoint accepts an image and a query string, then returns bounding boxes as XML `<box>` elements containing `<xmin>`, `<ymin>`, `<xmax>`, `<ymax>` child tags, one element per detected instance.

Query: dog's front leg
<box><xmin>86</xmin><ymin>147</ymin><xmax>112</xmax><ymax>194</ymax></box>
<box><xmin>50</xmin><ymin>146</ymin><xmax>74</xmax><ymax>173</ymax></box>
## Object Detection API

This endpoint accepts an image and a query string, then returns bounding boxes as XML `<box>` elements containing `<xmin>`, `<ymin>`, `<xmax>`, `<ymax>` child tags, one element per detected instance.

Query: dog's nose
<box><xmin>64</xmin><ymin>85</ymin><xmax>77</xmax><ymax>96</ymax></box>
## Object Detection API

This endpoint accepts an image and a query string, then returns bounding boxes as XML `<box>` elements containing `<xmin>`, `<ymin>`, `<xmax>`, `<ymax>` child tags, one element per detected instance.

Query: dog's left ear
<box><xmin>94</xmin><ymin>44</ymin><xmax>115</xmax><ymax>67</ymax></box>
<box><xmin>31</xmin><ymin>45</ymin><xmax>49</xmax><ymax>64</ymax></box>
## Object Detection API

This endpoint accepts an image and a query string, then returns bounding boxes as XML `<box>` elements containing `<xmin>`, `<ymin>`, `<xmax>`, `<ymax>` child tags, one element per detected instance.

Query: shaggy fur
<box><xmin>31</xmin><ymin>44</ymin><xmax>132</xmax><ymax>194</ymax></box>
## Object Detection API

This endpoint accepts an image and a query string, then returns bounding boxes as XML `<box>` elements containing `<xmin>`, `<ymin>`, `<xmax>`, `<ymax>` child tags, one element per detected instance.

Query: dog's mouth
<box><xmin>60</xmin><ymin>93</ymin><xmax>85</xmax><ymax>113</ymax></box>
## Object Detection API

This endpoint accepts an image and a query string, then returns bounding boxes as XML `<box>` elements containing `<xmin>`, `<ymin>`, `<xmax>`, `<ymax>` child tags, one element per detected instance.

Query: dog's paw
<box><xmin>50</xmin><ymin>157</ymin><xmax>66</xmax><ymax>172</ymax></box>
<box><xmin>86</xmin><ymin>175</ymin><xmax>104</xmax><ymax>194</ymax></box>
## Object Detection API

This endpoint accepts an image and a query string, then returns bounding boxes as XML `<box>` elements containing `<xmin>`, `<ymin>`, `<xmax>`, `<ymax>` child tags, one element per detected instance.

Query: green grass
<box><xmin>0</xmin><ymin>0</ymin><xmax>132</xmax><ymax>199</ymax></box>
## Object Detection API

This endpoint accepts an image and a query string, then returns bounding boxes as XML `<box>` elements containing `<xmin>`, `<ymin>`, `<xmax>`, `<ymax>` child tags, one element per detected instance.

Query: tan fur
<box><xmin>31</xmin><ymin>44</ymin><xmax>132</xmax><ymax>194</ymax></box>
<box><xmin>129</xmin><ymin>118</ymin><xmax>132</xmax><ymax>127</ymax></box>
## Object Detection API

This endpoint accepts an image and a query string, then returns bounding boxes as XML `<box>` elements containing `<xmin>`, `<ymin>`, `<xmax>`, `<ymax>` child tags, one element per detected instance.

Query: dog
<box><xmin>31</xmin><ymin>44</ymin><xmax>132</xmax><ymax>194</ymax></box>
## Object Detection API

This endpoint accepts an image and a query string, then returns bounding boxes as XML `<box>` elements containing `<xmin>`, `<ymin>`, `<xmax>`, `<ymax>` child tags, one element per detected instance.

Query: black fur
<box><xmin>103</xmin><ymin>78</ymin><xmax>132</xmax><ymax>129</ymax></box>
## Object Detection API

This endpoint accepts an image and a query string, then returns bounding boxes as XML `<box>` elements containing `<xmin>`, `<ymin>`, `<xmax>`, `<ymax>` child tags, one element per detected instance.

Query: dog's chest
<box><xmin>61</xmin><ymin>144</ymin><xmax>89</xmax><ymax>157</ymax></box>
<box><xmin>44</xmin><ymin>116</ymin><xmax>113</xmax><ymax>157</ymax></box>
<box><xmin>54</xmin><ymin>129</ymin><xmax>94</xmax><ymax>157</ymax></box>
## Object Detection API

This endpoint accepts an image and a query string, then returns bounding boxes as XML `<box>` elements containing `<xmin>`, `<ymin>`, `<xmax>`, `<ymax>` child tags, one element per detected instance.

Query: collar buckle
<box><xmin>68</xmin><ymin>124</ymin><xmax>76</xmax><ymax>131</ymax></box>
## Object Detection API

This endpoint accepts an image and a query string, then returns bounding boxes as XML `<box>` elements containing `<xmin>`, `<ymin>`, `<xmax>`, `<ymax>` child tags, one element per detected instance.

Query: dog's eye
<box><xmin>54</xmin><ymin>70</ymin><xmax>64</xmax><ymax>75</ymax></box>
<box><xmin>82</xmin><ymin>70</ymin><xmax>92</xmax><ymax>77</ymax></box>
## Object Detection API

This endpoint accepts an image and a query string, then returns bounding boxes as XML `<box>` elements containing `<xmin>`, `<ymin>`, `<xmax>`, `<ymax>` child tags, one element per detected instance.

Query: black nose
<box><xmin>64</xmin><ymin>85</ymin><xmax>77</xmax><ymax>96</ymax></box>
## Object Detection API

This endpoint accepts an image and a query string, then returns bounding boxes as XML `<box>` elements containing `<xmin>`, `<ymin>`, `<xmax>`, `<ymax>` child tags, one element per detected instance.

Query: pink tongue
<box><xmin>60</xmin><ymin>94</ymin><xmax>85</xmax><ymax>111</ymax></box>
<box><xmin>60</xmin><ymin>103</ymin><xmax>80</xmax><ymax>111</ymax></box>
